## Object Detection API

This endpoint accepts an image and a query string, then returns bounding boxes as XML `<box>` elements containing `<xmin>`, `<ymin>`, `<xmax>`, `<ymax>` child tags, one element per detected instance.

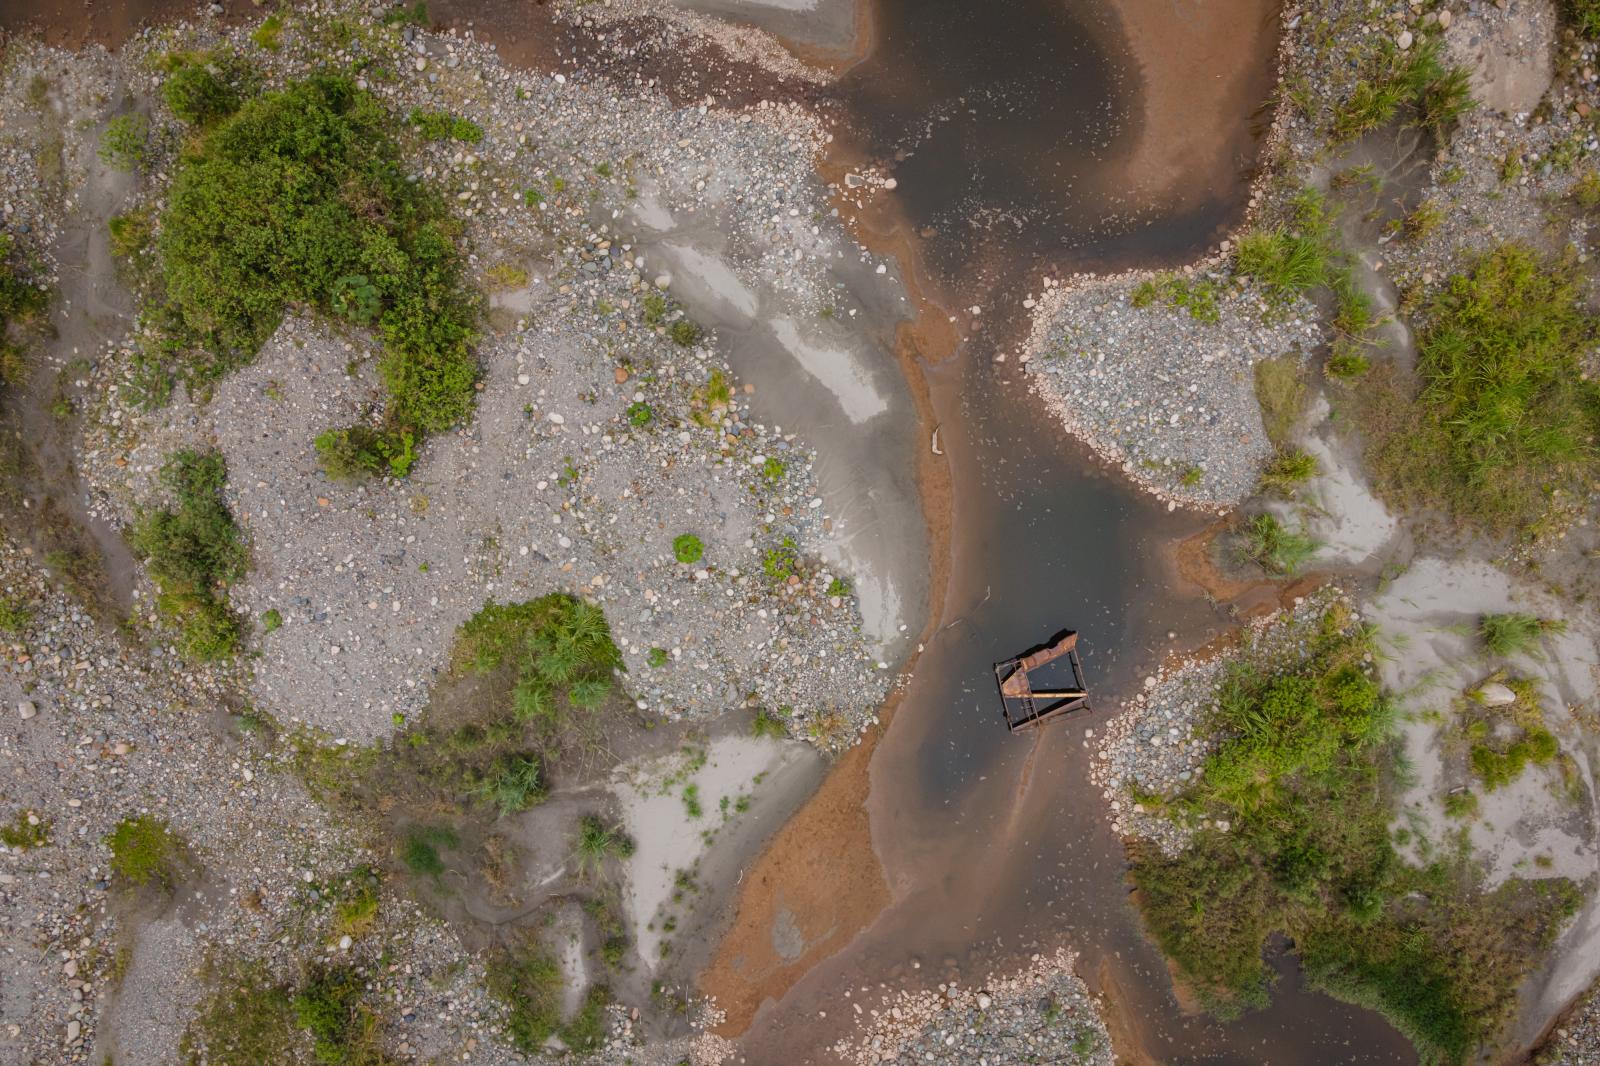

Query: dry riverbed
<box><xmin>0</xmin><ymin>1</ymin><xmax>940</xmax><ymax>1062</ymax></box>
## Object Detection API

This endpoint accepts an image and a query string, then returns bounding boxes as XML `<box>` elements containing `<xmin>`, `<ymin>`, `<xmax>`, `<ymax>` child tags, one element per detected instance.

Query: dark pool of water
<box><xmin>831</xmin><ymin>0</ymin><xmax>1255</xmax><ymax>287</ymax></box>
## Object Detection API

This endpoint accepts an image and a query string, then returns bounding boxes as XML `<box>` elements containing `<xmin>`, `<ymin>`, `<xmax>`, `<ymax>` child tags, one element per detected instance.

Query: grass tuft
<box><xmin>129</xmin><ymin>450</ymin><xmax>248</xmax><ymax>661</ymax></box>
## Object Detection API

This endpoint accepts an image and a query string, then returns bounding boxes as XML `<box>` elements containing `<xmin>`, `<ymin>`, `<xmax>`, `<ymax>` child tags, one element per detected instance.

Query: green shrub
<box><xmin>1329</xmin><ymin>37</ymin><xmax>1474</xmax><ymax>143</ymax></box>
<box><xmin>99</xmin><ymin>113</ymin><xmax>151</xmax><ymax>172</ymax></box>
<box><xmin>163</xmin><ymin>53</ymin><xmax>250</xmax><ymax>126</ymax></box>
<box><xmin>751</xmin><ymin>708</ymin><xmax>786</xmax><ymax>739</ymax></box>
<box><xmin>291</xmin><ymin>966</ymin><xmax>390</xmax><ymax>1065</ymax></box>
<box><xmin>642</xmin><ymin>293</ymin><xmax>667</xmax><ymax>325</ymax></box>
<box><xmin>1442</xmin><ymin>790</ymin><xmax>1478</xmax><ymax>820</ymax></box>
<box><xmin>647</xmin><ymin>646</ymin><xmax>669</xmax><ymax>667</ymax></box>
<box><xmin>672</xmin><ymin>534</ymin><xmax>703</xmax><ymax>564</ymax></box>
<box><xmin>106</xmin><ymin>814</ymin><xmax>186</xmax><ymax>887</ymax></box>
<box><xmin>761</xmin><ymin>456</ymin><xmax>785</xmax><ymax>482</ymax></box>
<box><xmin>826</xmin><ymin>576</ymin><xmax>850</xmax><ymax>598</ymax></box>
<box><xmin>627</xmin><ymin>401</ymin><xmax>653</xmax><ymax>426</ymax></box>
<box><xmin>1479</xmin><ymin>613</ymin><xmax>1566</xmax><ymax>657</ymax></box>
<box><xmin>250</xmin><ymin>13</ymin><xmax>285</xmax><ymax>51</ymax></box>
<box><xmin>261</xmin><ymin>608</ymin><xmax>283</xmax><ymax>633</ymax></box>
<box><xmin>762</xmin><ymin>537</ymin><xmax>800</xmax><ymax>583</ymax></box>
<box><xmin>1129</xmin><ymin>273</ymin><xmax>1222</xmax><ymax>323</ymax></box>
<box><xmin>1237</xmin><ymin>229</ymin><xmax>1326</xmax><ymax>302</ymax></box>
<box><xmin>129</xmin><ymin>450</ymin><xmax>248</xmax><ymax>660</ymax></box>
<box><xmin>314</xmin><ymin>426</ymin><xmax>416</xmax><ymax>481</ymax></box>
<box><xmin>154</xmin><ymin>74</ymin><xmax>478</xmax><ymax>460</ymax></box>
<box><xmin>1242</xmin><ymin>513</ymin><xmax>1320</xmax><ymax>575</ymax></box>
<box><xmin>0</xmin><ymin>232</ymin><xmax>48</xmax><ymax>386</ymax></box>
<box><xmin>1365</xmin><ymin>244</ymin><xmax>1600</xmax><ymax>531</ymax></box>
<box><xmin>1326</xmin><ymin>342</ymin><xmax>1371</xmax><ymax>380</ymax></box>
<box><xmin>1567</xmin><ymin>0</ymin><xmax>1600</xmax><ymax>37</ymax></box>
<box><xmin>1471</xmin><ymin>727</ymin><xmax>1560</xmax><ymax>790</ymax></box>
<box><xmin>0</xmin><ymin>596</ymin><xmax>32</xmax><ymax>634</ymax></box>
<box><xmin>453</xmin><ymin>594</ymin><xmax>623</xmax><ymax>752</ymax></box>
<box><xmin>561</xmin><ymin>984</ymin><xmax>610</xmax><ymax>1051</ymax></box>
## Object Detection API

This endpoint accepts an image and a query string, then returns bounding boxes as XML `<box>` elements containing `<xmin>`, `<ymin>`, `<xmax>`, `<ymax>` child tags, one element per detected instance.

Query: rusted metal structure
<box><xmin>993</xmin><ymin>630</ymin><xmax>1090</xmax><ymax>732</ymax></box>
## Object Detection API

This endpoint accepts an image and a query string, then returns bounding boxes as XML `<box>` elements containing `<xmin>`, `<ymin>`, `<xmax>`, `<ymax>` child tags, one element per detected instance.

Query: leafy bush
<box><xmin>129</xmin><ymin>450</ymin><xmax>248</xmax><ymax>660</ymax></box>
<box><xmin>1471</xmin><ymin>727</ymin><xmax>1559</xmax><ymax>790</ymax></box>
<box><xmin>0</xmin><ymin>232</ymin><xmax>48</xmax><ymax>386</ymax></box>
<box><xmin>751</xmin><ymin>708</ymin><xmax>787</xmax><ymax>739</ymax></box>
<box><xmin>1365</xmin><ymin>243</ymin><xmax>1600</xmax><ymax>531</ymax></box>
<box><xmin>314</xmin><ymin>426</ymin><xmax>416</xmax><ymax>480</ymax></box>
<box><xmin>106</xmin><ymin>814</ymin><xmax>186</xmax><ymax>887</ymax></box>
<box><xmin>762</xmin><ymin>536</ymin><xmax>800</xmax><ymax>583</ymax></box>
<box><xmin>1568</xmin><ymin>0</ymin><xmax>1600</xmax><ymax>36</ymax></box>
<box><xmin>99</xmin><ymin>113</ymin><xmax>151</xmax><ymax>172</ymax></box>
<box><xmin>454</xmin><ymin>594</ymin><xmax>623</xmax><ymax>753</ymax></box>
<box><xmin>672</xmin><ymin>534</ymin><xmax>703</xmax><ymax>564</ymax></box>
<box><xmin>669</xmin><ymin>319</ymin><xmax>701</xmax><ymax>347</ymax></box>
<box><xmin>1128</xmin><ymin>272</ymin><xmax>1222</xmax><ymax>322</ymax></box>
<box><xmin>291</xmin><ymin>966</ymin><xmax>392</xmax><ymax>1065</ymax></box>
<box><xmin>473</xmin><ymin>753</ymin><xmax>546</xmax><ymax>816</ymax></box>
<box><xmin>154</xmin><ymin>74</ymin><xmax>478</xmax><ymax>468</ymax></box>
<box><xmin>250</xmin><ymin>13</ymin><xmax>285</xmax><ymax>51</ymax></box>
<box><xmin>180</xmin><ymin>962</ymin><xmax>298</xmax><ymax>1066</ymax></box>
<box><xmin>627</xmin><ymin>401</ymin><xmax>653</xmax><ymax>426</ymax></box>
<box><xmin>0</xmin><ymin>596</ymin><xmax>32</xmax><ymax>634</ymax></box>
<box><xmin>0</xmin><ymin>810</ymin><xmax>49</xmax><ymax>849</ymax></box>
<box><xmin>162</xmin><ymin>52</ymin><xmax>251</xmax><ymax>126</ymax></box>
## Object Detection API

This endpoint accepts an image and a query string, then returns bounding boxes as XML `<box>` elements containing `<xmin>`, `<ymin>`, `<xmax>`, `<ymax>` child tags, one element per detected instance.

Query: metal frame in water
<box><xmin>992</xmin><ymin>629</ymin><xmax>1091</xmax><ymax>732</ymax></box>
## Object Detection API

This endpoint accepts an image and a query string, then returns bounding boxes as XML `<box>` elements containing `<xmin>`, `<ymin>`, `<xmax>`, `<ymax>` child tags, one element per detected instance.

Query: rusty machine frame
<box><xmin>993</xmin><ymin>630</ymin><xmax>1091</xmax><ymax>732</ymax></box>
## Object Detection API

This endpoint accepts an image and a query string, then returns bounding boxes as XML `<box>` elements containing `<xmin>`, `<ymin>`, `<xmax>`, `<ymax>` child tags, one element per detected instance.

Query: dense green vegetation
<box><xmin>1364</xmin><ymin>243</ymin><xmax>1600</xmax><ymax>533</ymax></box>
<box><xmin>106</xmin><ymin>814</ymin><xmax>187</xmax><ymax>888</ymax></box>
<box><xmin>1563</xmin><ymin>0</ymin><xmax>1600</xmax><ymax>39</ymax></box>
<box><xmin>150</xmin><ymin>73</ymin><xmax>478</xmax><ymax>474</ymax></box>
<box><xmin>572</xmin><ymin>813</ymin><xmax>635</xmax><ymax>881</ymax></box>
<box><xmin>1130</xmin><ymin>605</ymin><xmax>1578</xmax><ymax>1064</ymax></box>
<box><xmin>129</xmin><ymin>450</ymin><xmax>248</xmax><ymax>660</ymax></box>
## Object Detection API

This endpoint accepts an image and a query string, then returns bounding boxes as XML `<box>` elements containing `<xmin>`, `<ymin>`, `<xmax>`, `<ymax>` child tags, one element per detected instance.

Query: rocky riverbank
<box><xmin>830</xmin><ymin>949</ymin><xmax>1113</xmax><ymax>1066</ymax></box>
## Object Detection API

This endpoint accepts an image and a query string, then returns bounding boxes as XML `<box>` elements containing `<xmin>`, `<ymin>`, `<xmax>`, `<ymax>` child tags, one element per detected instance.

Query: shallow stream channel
<box><xmin>693</xmin><ymin>0</ymin><xmax>1423</xmax><ymax>1062</ymax></box>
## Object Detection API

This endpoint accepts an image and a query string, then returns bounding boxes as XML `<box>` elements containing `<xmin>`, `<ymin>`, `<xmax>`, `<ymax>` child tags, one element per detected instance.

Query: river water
<box><xmin>730</xmin><ymin>0</ymin><xmax>1420</xmax><ymax>1061</ymax></box>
